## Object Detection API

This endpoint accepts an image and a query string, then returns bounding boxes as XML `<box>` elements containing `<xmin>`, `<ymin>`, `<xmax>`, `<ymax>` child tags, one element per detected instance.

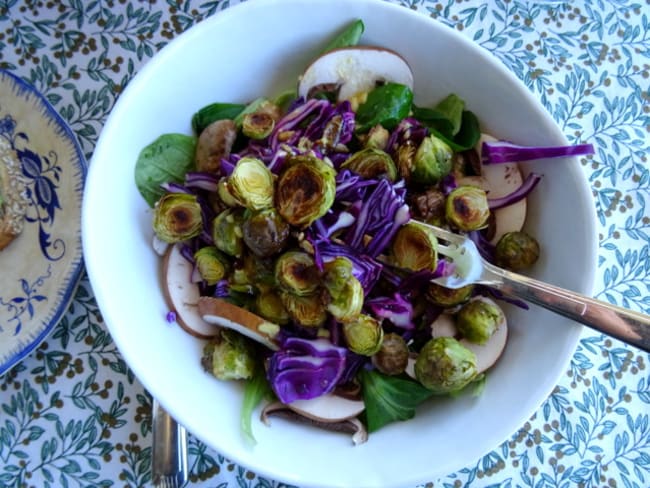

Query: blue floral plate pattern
<box><xmin>0</xmin><ymin>69</ymin><xmax>86</xmax><ymax>375</ymax></box>
<box><xmin>0</xmin><ymin>1</ymin><xmax>649</xmax><ymax>488</ymax></box>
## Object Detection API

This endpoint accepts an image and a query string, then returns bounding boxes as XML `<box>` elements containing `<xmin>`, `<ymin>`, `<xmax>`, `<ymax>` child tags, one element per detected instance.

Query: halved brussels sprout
<box><xmin>153</xmin><ymin>193</ymin><xmax>203</xmax><ymax>243</ymax></box>
<box><xmin>414</xmin><ymin>336</ymin><xmax>477</xmax><ymax>393</ymax></box>
<box><xmin>445</xmin><ymin>185</ymin><xmax>490</xmax><ymax>231</ymax></box>
<box><xmin>494</xmin><ymin>231</ymin><xmax>540</xmax><ymax>271</ymax></box>
<box><xmin>412</xmin><ymin>134</ymin><xmax>453</xmax><ymax>185</ymax></box>
<box><xmin>194</xmin><ymin>246</ymin><xmax>231</xmax><ymax>285</ymax></box>
<box><xmin>255</xmin><ymin>290</ymin><xmax>290</xmax><ymax>325</ymax></box>
<box><xmin>280</xmin><ymin>292</ymin><xmax>327</xmax><ymax>327</ymax></box>
<box><xmin>275</xmin><ymin>251</ymin><xmax>321</xmax><ymax>296</ymax></box>
<box><xmin>326</xmin><ymin>276</ymin><xmax>364</xmax><ymax>323</ymax></box>
<box><xmin>372</xmin><ymin>332</ymin><xmax>409</xmax><ymax>375</ymax></box>
<box><xmin>275</xmin><ymin>155</ymin><xmax>336</xmax><ymax>227</ymax></box>
<box><xmin>228</xmin><ymin>157</ymin><xmax>274</xmax><ymax>211</ymax></box>
<box><xmin>391</xmin><ymin>221</ymin><xmax>439</xmax><ymax>271</ymax></box>
<box><xmin>242</xmin><ymin>207</ymin><xmax>290</xmax><ymax>258</ymax></box>
<box><xmin>456</xmin><ymin>296</ymin><xmax>505</xmax><ymax>345</ymax></box>
<box><xmin>426</xmin><ymin>282</ymin><xmax>474</xmax><ymax>307</ymax></box>
<box><xmin>323</xmin><ymin>257</ymin><xmax>354</xmax><ymax>298</ymax></box>
<box><xmin>341</xmin><ymin>147</ymin><xmax>397</xmax><ymax>181</ymax></box>
<box><xmin>342</xmin><ymin>314</ymin><xmax>384</xmax><ymax>356</ymax></box>
<box><xmin>212</xmin><ymin>208</ymin><xmax>245</xmax><ymax>257</ymax></box>
<box><xmin>201</xmin><ymin>329</ymin><xmax>257</xmax><ymax>381</ymax></box>
<box><xmin>242</xmin><ymin>112</ymin><xmax>275</xmax><ymax>139</ymax></box>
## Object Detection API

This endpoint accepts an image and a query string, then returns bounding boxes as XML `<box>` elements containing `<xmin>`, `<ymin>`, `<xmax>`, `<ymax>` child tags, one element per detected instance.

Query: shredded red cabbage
<box><xmin>365</xmin><ymin>293</ymin><xmax>414</xmax><ymax>329</ymax></box>
<box><xmin>482</xmin><ymin>140</ymin><xmax>594</xmax><ymax>165</ymax></box>
<box><xmin>267</xmin><ymin>337</ymin><xmax>348</xmax><ymax>403</ymax></box>
<box><xmin>487</xmin><ymin>172</ymin><xmax>543</xmax><ymax>210</ymax></box>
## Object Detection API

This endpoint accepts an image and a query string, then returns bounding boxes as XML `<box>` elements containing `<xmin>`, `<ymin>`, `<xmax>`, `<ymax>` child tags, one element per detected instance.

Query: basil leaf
<box><xmin>411</xmin><ymin>105</ymin><xmax>454</xmax><ymax>137</ymax></box>
<box><xmin>241</xmin><ymin>365</ymin><xmax>274</xmax><ymax>445</ymax></box>
<box><xmin>134</xmin><ymin>133</ymin><xmax>196</xmax><ymax>207</ymax></box>
<box><xmin>355</xmin><ymin>83</ymin><xmax>413</xmax><ymax>133</ymax></box>
<box><xmin>191</xmin><ymin>102</ymin><xmax>246</xmax><ymax>134</ymax></box>
<box><xmin>360</xmin><ymin>368</ymin><xmax>433</xmax><ymax>433</ymax></box>
<box><xmin>431</xmin><ymin>110</ymin><xmax>481</xmax><ymax>152</ymax></box>
<box><xmin>320</xmin><ymin>19</ymin><xmax>365</xmax><ymax>54</ymax></box>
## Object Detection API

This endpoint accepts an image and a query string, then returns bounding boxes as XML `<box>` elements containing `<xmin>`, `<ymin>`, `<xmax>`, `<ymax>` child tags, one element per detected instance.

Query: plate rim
<box><xmin>0</xmin><ymin>68</ymin><xmax>87</xmax><ymax>376</ymax></box>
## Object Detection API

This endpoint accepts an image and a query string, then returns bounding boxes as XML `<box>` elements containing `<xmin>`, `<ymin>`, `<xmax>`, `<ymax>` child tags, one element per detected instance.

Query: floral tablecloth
<box><xmin>1</xmin><ymin>1</ymin><xmax>649</xmax><ymax>487</ymax></box>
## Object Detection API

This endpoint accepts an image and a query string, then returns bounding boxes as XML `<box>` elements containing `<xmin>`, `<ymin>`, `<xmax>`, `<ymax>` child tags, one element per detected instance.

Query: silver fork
<box><xmin>419</xmin><ymin>222</ymin><xmax>650</xmax><ymax>352</ymax></box>
<box><xmin>152</xmin><ymin>399</ymin><xmax>188</xmax><ymax>488</ymax></box>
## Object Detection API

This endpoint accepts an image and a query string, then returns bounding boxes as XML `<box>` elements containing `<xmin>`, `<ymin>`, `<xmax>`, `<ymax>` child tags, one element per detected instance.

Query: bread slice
<box><xmin>0</xmin><ymin>137</ymin><xmax>28</xmax><ymax>250</ymax></box>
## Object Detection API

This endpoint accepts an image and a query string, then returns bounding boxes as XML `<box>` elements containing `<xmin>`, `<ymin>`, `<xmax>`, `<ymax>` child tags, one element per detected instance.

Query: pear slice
<box><xmin>298</xmin><ymin>46</ymin><xmax>414</xmax><ymax>102</ymax></box>
<box><xmin>162</xmin><ymin>244</ymin><xmax>219</xmax><ymax>339</ymax></box>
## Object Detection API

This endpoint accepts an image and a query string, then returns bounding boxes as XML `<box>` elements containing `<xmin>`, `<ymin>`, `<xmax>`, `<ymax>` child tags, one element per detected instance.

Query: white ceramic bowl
<box><xmin>82</xmin><ymin>1</ymin><xmax>597</xmax><ymax>486</ymax></box>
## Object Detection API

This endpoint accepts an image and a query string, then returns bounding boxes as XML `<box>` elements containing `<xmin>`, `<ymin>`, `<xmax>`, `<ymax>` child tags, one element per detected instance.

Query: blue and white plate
<box><xmin>0</xmin><ymin>69</ymin><xmax>86</xmax><ymax>375</ymax></box>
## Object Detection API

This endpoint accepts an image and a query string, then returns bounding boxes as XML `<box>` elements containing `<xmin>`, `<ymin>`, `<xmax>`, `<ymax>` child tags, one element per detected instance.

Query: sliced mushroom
<box><xmin>298</xmin><ymin>46</ymin><xmax>414</xmax><ymax>103</ymax></box>
<box><xmin>458</xmin><ymin>133</ymin><xmax>527</xmax><ymax>244</ymax></box>
<box><xmin>261</xmin><ymin>394</ymin><xmax>368</xmax><ymax>445</ymax></box>
<box><xmin>162</xmin><ymin>244</ymin><xmax>220</xmax><ymax>339</ymax></box>
<box><xmin>195</xmin><ymin>118</ymin><xmax>237</xmax><ymax>174</ymax></box>
<box><xmin>198</xmin><ymin>296</ymin><xmax>280</xmax><ymax>350</ymax></box>
<box><xmin>430</xmin><ymin>313</ymin><xmax>458</xmax><ymax>338</ymax></box>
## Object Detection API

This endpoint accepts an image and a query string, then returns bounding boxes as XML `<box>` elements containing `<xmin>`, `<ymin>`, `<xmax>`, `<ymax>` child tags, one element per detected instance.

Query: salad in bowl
<box><xmin>83</xmin><ymin>1</ymin><xmax>597</xmax><ymax>486</ymax></box>
<box><xmin>135</xmin><ymin>19</ymin><xmax>592</xmax><ymax>444</ymax></box>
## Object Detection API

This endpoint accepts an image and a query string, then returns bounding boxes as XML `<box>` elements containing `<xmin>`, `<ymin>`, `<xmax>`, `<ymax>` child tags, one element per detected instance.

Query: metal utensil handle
<box><xmin>152</xmin><ymin>399</ymin><xmax>188</xmax><ymax>487</ymax></box>
<box><xmin>492</xmin><ymin>264</ymin><xmax>650</xmax><ymax>352</ymax></box>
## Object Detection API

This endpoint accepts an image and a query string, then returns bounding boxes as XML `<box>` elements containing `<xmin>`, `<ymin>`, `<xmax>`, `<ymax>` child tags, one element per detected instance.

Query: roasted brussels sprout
<box><xmin>426</xmin><ymin>282</ymin><xmax>474</xmax><ymax>307</ymax></box>
<box><xmin>342</xmin><ymin>314</ymin><xmax>384</xmax><ymax>356</ymax></box>
<box><xmin>212</xmin><ymin>208</ymin><xmax>245</xmax><ymax>257</ymax></box>
<box><xmin>341</xmin><ymin>147</ymin><xmax>397</xmax><ymax>181</ymax></box>
<box><xmin>323</xmin><ymin>257</ymin><xmax>354</xmax><ymax>299</ymax></box>
<box><xmin>242</xmin><ymin>207</ymin><xmax>290</xmax><ymax>258</ymax></box>
<box><xmin>411</xmin><ymin>134</ymin><xmax>453</xmax><ymax>185</ymax></box>
<box><xmin>414</xmin><ymin>336</ymin><xmax>478</xmax><ymax>393</ymax></box>
<box><xmin>217</xmin><ymin>177</ymin><xmax>240</xmax><ymax>207</ymax></box>
<box><xmin>275</xmin><ymin>251</ymin><xmax>321</xmax><ymax>296</ymax></box>
<box><xmin>201</xmin><ymin>329</ymin><xmax>257</xmax><ymax>380</ymax></box>
<box><xmin>232</xmin><ymin>252</ymin><xmax>275</xmax><ymax>288</ymax></box>
<box><xmin>242</xmin><ymin>112</ymin><xmax>275</xmax><ymax>139</ymax></box>
<box><xmin>153</xmin><ymin>193</ymin><xmax>203</xmax><ymax>243</ymax></box>
<box><xmin>275</xmin><ymin>155</ymin><xmax>336</xmax><ymax>227</ymax></box>
<box><xmin>194</xmin><ymin>246</ymin><xmax>230</xmax><ymax>285</ymax></box>
<box><xmin>391</xmin><ymin>221</ymin><xmax>439</xmax><ymax>272</ymax></box>
<box><xmin>255</xmin><ymin>290</ymin><xmax>290</xmax><ymax>325</ymax></box>
<box><xmin>456</xmin><ymin>296</ymin><xmax>505</xmax><ymax>345</ymax></box>
<box><xmin>363</xmin><ymin>124</ymin><xmax>389</xmax><ymax>150</ymax></box>
<box><xmin>372</xmin><ymin>332</ymin><xmax>409</xmax><ymax>375</ymax></box>
<box><xmin>326</xmin><ymin>275</ymin><xmax>364</xmax><ymax>322</ymax></box>
<box><xmin>228</xmin><ymin>157</ymin><xmax>274</xmax><ymax>211</ymax></box>
<box><xmin>281</xmin><ymin>292</ymin><xmax>327</xmax><ymax>327</ymax></box>
<box><xmin>445</xmin><ymin>185</ymin><xmax>490</xmax><ymax>231</ymax></box>
<box><xmin>495</xmin><ymin>231</ymin><xmax>540</xmax><ymax>271</ymax></box>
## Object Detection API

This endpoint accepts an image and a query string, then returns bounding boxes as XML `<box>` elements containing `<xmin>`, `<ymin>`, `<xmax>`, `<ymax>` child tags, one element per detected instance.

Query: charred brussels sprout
<box><xmin>363</xmin><ymin>125</ymin><xmax>389</xmax><ymax>150</ymax></box>
<box><xmin>242</xmin><ymin>207</ymin><xmax>290</xmax><ymax>258</ymax></box>
<box><xmin>411</xmin><ymin>134</ymin><xmax>453</xmax><ymax>185</ymax></box>
<box><xmin>414</xmin><ymin>336</ymin><xmax>477</xmax><ymax>393</ymax></box>
<box><xmin>391</xmin><ymin>221</ymin><xmax>439</xmax><ymax>271</ymax></box>
<box><xmin>445</xmin><ymin>185</ymin><xmax>490</xmax><ymax>231</ymax></box>
<box><xmin>341</xmin><ymin>148</ymin><xmax>397</xmax><ymax>181</ymax></box>
<box><xmin>372</xmin><ymin>332</ymin><xmax>409</xmax><ymax>375</ymax></box>
<box><xmin>255</xmin><ymin>290</ymin><xmax>290</xmax><ymax>325</ymax></box>
<box><xmin>275</xmin><ymin>155</ymin><xmax>336</xmax><ymax>227</ymax></box>
<box><xmin>153</xmin><ymin>193</ymin><xmax>203</xmax><ymax>243</ymax></box>
<box><xmin>228</xmin><ymin>157</ymin><xmax>274</xmax><ymax>210</ymax></box>
<box><xmin>495</xmin><ymin>231</ymin><xmax>540</xmax><ymax>271</ymax></box>
<box><xmin>280</xmin><ymin>292</ymin><xmax>327</xmax><ymax>327</ymax></box>
<box><xmin>242</xmin><ymin>112</ymin><xmax>275</xmax><ymax>139</ymax></box>
<box><xmin>194</xmin><ymin>246</ymin><xmax>230</xmax><ymax>285</ymax></box>
<box><xmin>201</xmin><ymin>329</ymin><xmax>257</xmax><ymax>380</ymax></box>
<box><xmin>342</xmin><ymin>314</ymin><xmax>384</xmax><ymax>356</ymax></box>
<box><xmin>212</xmin><ymin>208</ymin><xmax>245</xmax><ymax>257</ymax></box>
<box><xmin>217</xmin><ymin>177</ymin><xmax>240</xmax><ymax>208</ymax></box>
<box><xmin>323</xmin><ymin>257</ymin><xmax>354</xmax><ymax>298</ymax></box>
<box><xmin>426</xmin><ymin>282</ymin><xmax>474</xmax><ymax>307</ymax></box>
<box><xmin>275</xmin><ymin>251</ymin><xmax>321</xmax><ymax>296</ymax></box>
<box><xmin>456</xmin><ymin>297</ymin><xmax>505</xmax><ymax>345</ymax></box>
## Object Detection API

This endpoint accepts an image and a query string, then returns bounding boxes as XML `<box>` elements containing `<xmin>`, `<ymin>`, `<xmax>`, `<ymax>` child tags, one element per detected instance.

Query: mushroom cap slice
<box><xmin>162</xmin><ymin>244</ymin><xmax>220</xmax><ymax>339</ymax></box>
<box><xmin>460</xmin><ymin>318</ymin><xmax>508</xmax><ymax>374</ymax></box>
<box><xmin>298</xmin><ymin>46</ymin><xmax>414</xmax><ymax>102</ymax></box>
<box><xmin>430</xmin><ymin>313</ymin><xmax>457</xmax><ymax>338</ymax></box>
<box><xmin>288</xmin><ymin>393</ymin><xmax>365</xmax><ymax>422</ymax></box>
<box><xmin>198</xmin><ymin>296</ymin><xmax>280</xmax><ymax>350</ymax></box>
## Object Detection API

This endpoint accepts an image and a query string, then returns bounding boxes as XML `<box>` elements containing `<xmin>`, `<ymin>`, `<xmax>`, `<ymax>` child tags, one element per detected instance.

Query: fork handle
<box><xmin>493</xmin><ymin>267</ymin><xmax>650</xmax><ymax>352</ymax></box>
<box><xmin>152</xmin><ymin>399</ymin><xmax>188</xmax><ymax>487</ymax></box>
